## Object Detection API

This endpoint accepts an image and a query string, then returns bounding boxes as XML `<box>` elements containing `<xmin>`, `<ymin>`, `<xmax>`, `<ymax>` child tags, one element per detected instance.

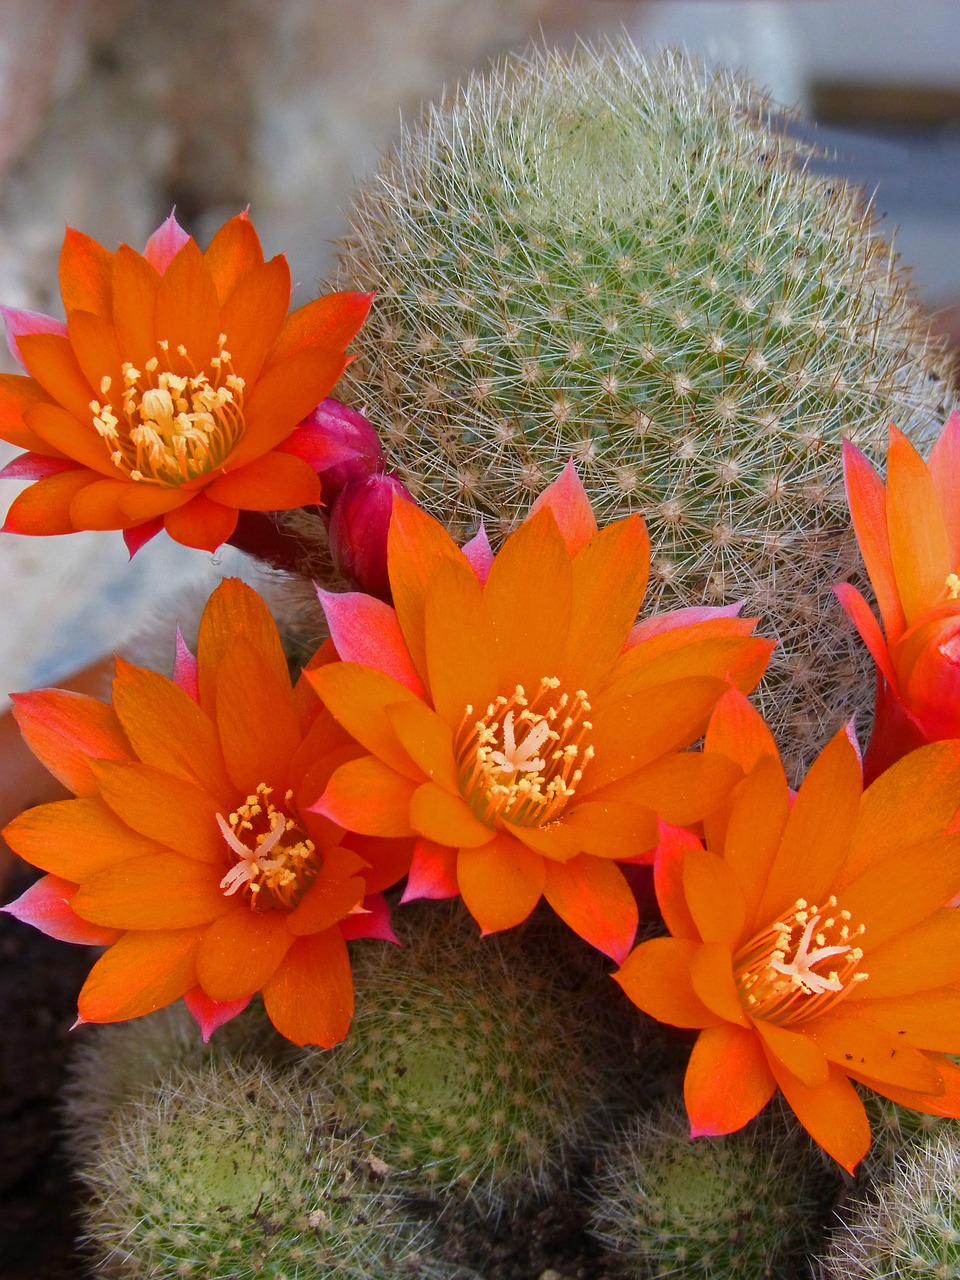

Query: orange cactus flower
<box><xmin>836</xmin><ymin>412</ymin><xmax>960</xmax><ymax>780</ymax></box>
<box><xmin>308</xmin><ymin>464</ymin><xmax>774</xmax><ymax>962</ymax></box>
<box><xmin>615</xmin><ymin>687</ymin><xmax>960</xmax><ymax>1172</ymax></box>
<box><xmin>0</xmin><ymin>211</ymin><xmax>372</xmax><ymax>553</ymax></box>
<box><xmin>1</xmin><ymin>580</ymin><xmax>412</xmax><ymax>1047</ymax></box>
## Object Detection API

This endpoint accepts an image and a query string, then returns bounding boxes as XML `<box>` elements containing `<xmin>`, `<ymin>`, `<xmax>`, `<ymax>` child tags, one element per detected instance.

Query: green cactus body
<box><xmin>588</xmin><ymin>1098</ymin><xmax>839</xmax><ymax>1279</ymax></box>
<box><xmin>820</xmin><ymin>1127</ymin><xmax>960</xmax><ymax>1279</ymax></box>
<box><xmin>333</xmin><ymin>40</ymin><xmax>951</xmax><ymax>778</ymax></box>
<box><xmin>75</xmin><ymin>1056</ymin><xmax>474</xmax><ymax>1280</ymax></box>
<box><xmin>301</xmin><ymin>902</ymin><xmax>631</xmax><ymax>1214</ymax></box>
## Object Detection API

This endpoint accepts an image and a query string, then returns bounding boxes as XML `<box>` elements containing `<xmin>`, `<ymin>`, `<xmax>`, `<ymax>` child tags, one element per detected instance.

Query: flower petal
<box><xmin>339</xmin><ymin>893</ymin><xmax>399</xmax><ymax>943</ymax></box>
<box><xmin>196</xmin><ymin>577</ymin><xmax>289</xmax><ymax>712</ymax></box>
<box><xmin>78</xmin><ymin>926</ymin><xmax>204</xmax><ymax>1023</ymax></box>
<box><xmin>261</xmin><ymin>928</ymin><xmax>354</xmax><ymax>1047</ymax></box>
<box><xmin>2</xmin><ymin>469</ymin><xmax>97</xmax><ymax>534</ymax></box>
<box><xmin>154</xmin><ymin>238</ymin><xmax>221</xmax><ymax>367</ymax></box>
<box><xmin>196</xmin><ymin>907</ymin><xmax>295</xmax><ymax>1001</ymax></box>
<box><xmin>182</xmin><ymin>986</ymin><xmax>251</xmax><ymax>1042</ymax></box>
<box><xmin>766</xmin><ymin>1055</ymin><xmax>871</xmax><ymax>1173</ymax></box>
<box><xmin>3</xmin><ymin>795</ymin><xmax>167</xmax><ymax>879</ymax></box>
<box><xmin>723</xmin><ymin>756</ymin><xmax>791</xmax><ymax>932</ymax></box>
<box><xmin>424</xmin><ymin>555</ymin><xmax>498</xmax><ymax>725</ymax></box>
<box><xmin>753</xmin><ymin>1019</ymin><xmax>829</xmax><ymax>1088</ymax></box>
<box><xmin>162</xmin><ymin>492</ymin><xmax>238</xmax><ymax>551</ymax></box>
<box><xmin>527</xmin><ymin>460</ymin><xmax>598</xmax><ymax>554</ymax></box>
<box><xmin>317</xmin><ymin>588</ymin><xmax>425</xmax><ymax>696</ymax></box>
<box><xmin>17</xmin><ymin>332</ymin><xmax>94</xmax><ymax>420</ymax></box>
<box><xmin>614</xmin><ymin>937</ymin><xmax>724</xmax><ymax>1028</ymax></box>
<box><xmin>929</xmin><ymin>409</ymin><xmax>960</xmax><ymax>564</ymax></box>
<box><xmin>0</xmin><ymin>372</ymin><xmax>56</xmax><ymax>452</ymax></box>
<box><xmin>542</xmin><ymin>854</ymin><xmax>637</xmax><ymax>961</ymax></box>
<box><xmin>203</xmin><ymin>212</ymin><xmax>265</xmax><ymax>304</ymax></box>
<box><xmin>690</xmin><ymin>941</ymin><xmax>748</xmax><ymax>1026</ymax></box>
<box><xmin>886</xmin><ymin>425</ymin><xmax>952</xmax><ymax>627</ymax></box>
<box><xmin>233</xmin><ymin>346</ymin><xmax>349</xmax><ymax>465</ymax></box>
<box><xmin>214</xmin><ymin>638</ymin><xmax>301</xmax><ymax>793</ymax></box>
<box><xmin>111</xmin><ymin>244</ymin><xmax>160</xmax><ymax>370</ymax></box>
<box><xmin>841</xmin><ymin>832</ymin><xmax>960</xmax><ymax>948</ymax></box>
<box><xmin>842</xmin><ymin>988</ymin><xmax>960</xmax><ymax>1054</ymax></box>
<box><xmin>652</xmin><ymin>822</ymin><xmax>703</xmax><ymax>939</ymax></box>
<box><xmin>314</xmin><ymin>756</ymin><xmax>417</xmax><ymax>837</ymax></box>
<box><xmin>387</xmin><ymin>497</ymin><xmax>466</xmax><ymax>681</ymax></box>
<box><xmin>219</xmin><ymin>254</ymin><xmax>291</xmax><ymax>384</ymax></box>
<box><xmin>833</xmin><ymin>583</ymin><xmax>899</xmax><ymax>688</ymax></box>
<box><xmin>204</xmin><ymin>450</ymin><xmax>321</xmax><ymax>510</ymax></box>
<box><xmin>850</xmin><ymin>909</ymin><xmax>960</xmax><ymax>1000</ymax></box>
<box><xmin>808</xmin><ymin>1016</ymin><xmax>945</xmax><ymax>1092</ymax></box>
<box><xmin>457</xmin><ymin>833</ymin><xmax>545</xmax><ymax>935</ymax></box>
<box><xmin>10</xmin><ymin>686</ymin><xmax>129</xmax><ymax>797</ymax></box>
<box><xmin>401</xmin><ymin>838</ymin><xmax>459</xmax><ymax>901</ymax></box>
<box><xmin>385</xmin><ymin>701</ymin><xmax>459</xmax><ymax>793</ymax></box>
<box><xmin>1</xmin><ymin>306</ymin><xmax>68</xmax><ymax>368</ymax></box>
<box><xmin>1</xmin><ymin>874</ymin><xmax>120</xmax><ymax>945</ymax></box>
<box><xmin>59</xmin><ymin>226</ymin><xmax>114</xmax><ymax>316</ymax></box>
<box><xmin>306</xmin><ymin>662</ymin><xmax>422</xmax><ymax>778</ymax></box>
<box><xmin>286</xmin><ymin>845</ymin><xmax>366</xmax><ymax>936</ymax></box>
<box><xmin>143</xmin><ymin>211</ymin><xmax>191</xmax><ymax>273</ymax></box>
<box><xmin>684</xmin><ymin>1024</ymin><xmax>777</xmax><ymax>1135</ymax></box>
<box><xmin>683</xmin><ymin>848</ymin><xmax>746</xmax><ymax>947</ymax></box>
<box><xmin>264</xmin><ymin>290</ymin><xmax>373</xmax><ymax>369</ymax></box>
<box><xmin>341</xmin><ymin>833</ymin><xmax>414</xmax><ymax>896</ymax></box>
<box><xmin>562</xmin><ymin>798</ymin><xmax>658</xmax><ymax>861</ymax></box>
<box><xmin>842</xmin><ymin>436</ymin><xmax>906</xmax><ymax>641</ymax></box>
<box><xmin>74</xmin><ymin>853</ymin><xmax>231</xmax><ymax>930</ymax></box>
<box><xmin>704</xmin><ymin>685</ymin><xmax>782</xmax><ymax>774</ymax></box>
<box><xmin>90</xmin><ymin>760</ymin><xmax>226</xmax><ymax>861</ymax></box>
<box><xmin>409</xmin><ymin>781</ymin><xmax>492</xmax><ymax>848</ymax></box>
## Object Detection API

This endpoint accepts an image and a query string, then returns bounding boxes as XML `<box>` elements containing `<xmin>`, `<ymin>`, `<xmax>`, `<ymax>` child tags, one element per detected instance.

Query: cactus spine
<box><xmin>333</xmin><ymin>39</ymin><xmax>951</xmax><ymax>777</ymax></box>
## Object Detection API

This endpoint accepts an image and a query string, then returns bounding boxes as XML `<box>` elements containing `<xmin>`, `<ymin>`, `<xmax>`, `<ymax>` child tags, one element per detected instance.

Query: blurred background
<box><xmin>0</xmin><ymin>0</ymin><xmax>958</xmax><ymax>701</ymax></box>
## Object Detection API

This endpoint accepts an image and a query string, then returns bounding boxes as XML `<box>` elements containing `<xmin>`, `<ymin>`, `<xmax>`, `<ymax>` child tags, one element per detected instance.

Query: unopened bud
<box><xmin>328</xmin><ymin>473</ymin><xmax>413</xmax><ymax>601</ymax></box>
<box><xmin>297</xmin><ymin>398</ymin><xmax>386</xmax><ymax>501</ymax></box>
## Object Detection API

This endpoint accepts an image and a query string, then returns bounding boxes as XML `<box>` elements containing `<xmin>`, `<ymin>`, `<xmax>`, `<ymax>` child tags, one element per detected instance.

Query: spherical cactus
<box><xmin>300</xmin><ymin>901</ymin><xmax>634</xmax><ymax>1214</ymax></box>
<box><xmin>819</xmin><ymin>1127</ymin><xmax>960</xmax><ymax>1280</ymax></box>
<box><xmin>332</xmin><ymin>39</ymin><xmax>951</xmax><ymax>778</ymax></box>
<box><xmin>75</xmin><ymin>1056</ymin><xmax>476</xmax><ymax>1280</ymax></box>
<box><xmin>587</xmin><ymin>1097</ymin><xmax>839</xmax><ymax>1279</ymax></box>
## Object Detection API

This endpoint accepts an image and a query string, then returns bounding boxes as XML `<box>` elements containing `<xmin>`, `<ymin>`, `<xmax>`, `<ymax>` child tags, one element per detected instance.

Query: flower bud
<box><xmin>298</xmin><ymin>398</ymin><xmax>386</xmax><ymax>501</ymax></box>
<box><xmin>328</xmin><ymin>472</ymin><xmax>413</xmax><ymax>600</ymax></box>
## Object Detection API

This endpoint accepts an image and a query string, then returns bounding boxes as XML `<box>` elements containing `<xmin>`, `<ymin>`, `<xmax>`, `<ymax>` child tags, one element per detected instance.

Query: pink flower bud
<box><xmin>299</xmin><ymin>398</ymin><xmax>386</xmax><ymax>500</ymax></box>
<box><xmin>328</xmin><ymin>472</ymin><xmax>413</xmax><ymax>600</ymax></box>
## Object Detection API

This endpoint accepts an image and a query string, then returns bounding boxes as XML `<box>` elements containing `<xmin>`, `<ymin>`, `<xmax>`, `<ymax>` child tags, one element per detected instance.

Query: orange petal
<box><xmin>0</xmin><ymin>372</ymin><xmax>55</xmax><ymax>452</ymax></box>
<box><xmin>162</xmin><ymin>492</ymin><xmax>238</xmax><ymax>551</ymax></box>
<box><xmin>219</xmin><ymin>254</ymin><xmax>290</xmax><ymax>383</ymax></box>
<box><xmin>314</xmin><ymin>755</ymin><xmax>417</xmax><ymax>836</ymax></box>
<box><xmin>564</xmin><ymin>514</ymin><xmax>649</xmax><ymax>690</ymax></box>
<box><xmin>562</xmin><ymin>798</ymin><xmax>658</xmax><ymax>860</ymax></box>
<box><xmin>3</xmin><ymin>795</ymin><xmax>166</xmax><ymax>879</ymax></box>
<box><xmin>850</xmin><ymin>909</ymin><xmax>960</xmax><ymax>999</ymax></box>
<box><xmin>203</xmin><ymin>212</ymin><xmax>265</xmax><ymax>304</ymax></box>
<box><xmin>402</xmin><ymin>837</ymin><xmax>459</xmax><ymax>901</ymax></box>
<box><xmin>342</xmin><ymin>833</ymin><xmax>414</xmax><ymax>896</ymax></box>
<box><xmin>70</xmin><ymin>477</ymin><xmax>188</xmax><ymax>530</ymax></box>
<box><xmin>607</xmin><ymin>622</ymin><xmax>770</xmax><ymax>699</ymax></box>
<box><xmin>59</xmin><ymin>227</ymin><xmax>114</xmax><ymax>317</ymax></box>
<box><xmin>10</xmin><ymin>686</ymin><xmax>129</xmax><ymax>797</ymax></box>
<box><xmin>17</xmin><ymin>332</ymin><xmax>94</xmax><ymax>420</ymax></box>
<box><xmin>842</xmin><ymin>832</ymin><xmax>960</xmax><ymax>948</ymax></box>
<box><xmin>264</xmin><ymin>290</ymin><xmax>373</xmax><ymax>369</ymax></box>
<box><xmin>232</xmin><ymin>346</ymin><xmax>348</xmax><ymax>466</ymax></box>
<box><xmin>318</xmin><ymin>589</ymin><xmax>424</xmax><ymax>696</ymax></box>
<box><xmin>24</xmin><ymin>399</ymin><xmax>118</xmax><ymax>475</ymax></box>
<box><xmin>723</xmin><ymin>756</ymin><xmax>790</xmax><ymax>932</ymax></box>
<box><xmin>690</xmin><ymin>941</ymin><xmax>748</xmax><ymax>1025</ymax></box>
<box><xmin>858</xmin><ymin>1053</ymin><xmax>960</xmax><ymax>1120</ymax></box>
<box><xmin>842</xmin><ymin>739</ymin><xmax>960</xmax><ymax>886</ymax></box>
<box><xmin>306</xmin><ymin>662</ymin><xmax>423</xmax><ymax>779</ymax></box>
<box><xmin>754</xmin><ymin>1019</ymin><xmax>829</xmax><ymax>1088</ymax></box>
<box><xmin>111</xmin><ymin>244</ymin><xmax>160</xmax><ymax>370</ymax></box>
<box><xmin>684</xmin><ymin>1024</ymin><xmax>777</xmax><ymax>1135</ymax></box>
<box><xmin>74</xmin><ymin>852</ymin><xmax>230</xmax><ymax>929</ymax></box>
<box><xmin>1</xmin><ymin>873</ymin><xmax>120</xmax><ymax>946</ymax></box>
<box><xmin>886</xmin><ymin>425</ymin><xmax>952</xmax><ymax>626</ymax></box>
<box><xmin>66</xmin><ymin>309</ymin><xmax>122</xmax><ymax>395</ymax></box>
<box><xmin>543</xmin><ymin>854</ymin><xmax>638</xmax><ymax>961</ymax></box>
<box><xmin>598</xmin><ymin>750</ymin><xmax>741</xmax><ymax>827</ymax></box>
<box><xmin>2</xmin><ymin>468</ymin><xmax>97</xmax><ymax>534</ymax></box>
<box><xmin>214</xmin><ymin>638</ymin><xmax>301</xmax><ymax>793</ymax></box>
<box><xmin>843</xmin><ymin>988</ymin><xmax>960</xmax><ymax>1054</ymax></box>
<box><xmin>202</xmin><ymin>450</ymin><xmax>321</xmax><ymax>511</ymax></box>
<box><xmin>423</xmin><ymin>555</ymin><xmax>498</xmax><ymax>725</ymax></box>
<box><xmin>111</xmin><ymin>657</ymin><xmax>231</xmax><ymax>801</ymax></box>
<box><xmin>503</xmin><ymin>817</ymin><xmax>582</xmax><ymax>862</ymax></box>
<box><xmin>457</xmin><ymin>833</ymin><xmax>545</xmax><ymax>934</ymax></box>
<box><xmin>652</xmin><ymin>823</ymin><xmax>703</xmax><ymax>939</ymax></box>
<box><xmin>388</xmin><ymin>497</ymin><xmax>476</xmax><ymax>683</ymax></box>
<box><xmin>483</xmin><ymin>507</ymin><xmax>573</xmax><ymax>690</ymax></box>
<box><xmin>614</xmin><ymin>937</ymin><xmax>724</xmax><ymax>1028</ymax></box>
<box><xmin>842</xmin><ymin>437</ymin><xmax>906</xmax><ymax>641</ymax></box>
<box><xmin>196</xmin><ymin>578</ymin><xmax>290</xmax><ymax>713</ymax></box>
<box><xmin>929</xmin><ymin>410</ymin><xmax>960</xmax><ymax>565</ymax></box>
<box><xmin>833</xmin><ymin>583</ymin><xmax>899</xmax><ymax>688</ymax></box>
<box><xmin>680</xmin><ymin>846</ymin><xmax>746</xmax><ymax>948</ymax></box>
<box><xmin>90</xmin><ymin>760</ymin><xmax>225</xmax><ymax>861</ymax></box>
<box><xmin>196</xmin><ymin>907</ymin><xmax>295</xmax><ymax>1001</ymax></box>
<box><xmin>385</xmin><ymin>701</ymin><xmax>459</xmax><ymax>793</ymax></box>
<box><xmin>154</xmin><ymin>238</ymin><xmax>221</xmax><ymax>365</ymax></box>
<box><xmin>756</xmin><ymin>723</ymin><xmax>862</xmax><ymax>925</ymax></box>
<box><xmin>527</xmin><ymin>460</ymin><xmax>598</xmax><ymax>554</ymax></box>
<box><xmin>78</xmin><ymin>926</ymin><xmax>203</xmax><ymax>1023</ymax></box>
<box><xmin>261</xmin><ymin>928</ymin><xmax>354</xmax><ymax>1047</ymax></box>
<box><xmin>766</xmin><ymin>1055</ymin><xmax>871</xmax><ymax>1173</ymax></box>
<box><xmin>703</xmin><ymin>685</ymin><xmax>780</xmax><ymax>773</ymax></box>
<box><xmin>809</xmin><ymin>1015</ymin><xmax>945</xmax><ymax>1093</ymax></box>
<box><xmin>286</xmin><ymin>845</ymin><xmax>366</xmax><ymax>936</ymax></box>
<box><xmin>409</xmin><ymin>781</ymin><xmax>492</xmax><ymax>848</ymax></box>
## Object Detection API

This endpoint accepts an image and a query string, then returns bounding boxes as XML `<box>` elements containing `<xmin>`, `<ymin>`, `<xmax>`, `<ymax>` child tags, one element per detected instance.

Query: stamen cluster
<box><xmin>456</xmin><ymin>676</ymin><xmax>594</xmax><ymax>827</ymax></box>
<box><xmin>89</xmin><ymin>334</ymin><xmax>245</xmax><ymax>486</ymax></box>
<box><xmin>217</xmin><ymin>782</ymin><xmax>317</xmax><ymax>910</ymax></box>
<box><xmin>735</xmin><ymin>895</ymin><xmax>868</xmax><ymax>1026</ymax></box>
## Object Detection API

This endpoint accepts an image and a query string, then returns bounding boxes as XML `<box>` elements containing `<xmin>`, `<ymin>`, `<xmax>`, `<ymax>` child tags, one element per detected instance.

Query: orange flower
<box><xmin>615</xmin><ymin>687</ymin><xmax>960</xmax><ymax>1172</ymax></box>
<box><xmin>0</xmin><ymin>211</ymin><xmax>372</xmax><ymax>553</ymax></box>
<box><xmin>308</xmin><ymin>464</ymin><xmax>774</xmax><ymax>962</ymax></box>
<box><xmin>836</xmin><ymin>413</ymin><xmax>960</xmax><ymax>780</ymax></box>
<box><xmin>1</xmin><ymin>580</ymin><xmax>411</xmax><ymax>1047</ymax></box>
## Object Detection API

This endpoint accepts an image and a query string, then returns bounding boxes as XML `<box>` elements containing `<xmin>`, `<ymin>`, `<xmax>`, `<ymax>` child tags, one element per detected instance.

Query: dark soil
<box><xmin>0</xmin><ymin>860</ymin><xmax>96</xmax><ymax>1280</ymax></box>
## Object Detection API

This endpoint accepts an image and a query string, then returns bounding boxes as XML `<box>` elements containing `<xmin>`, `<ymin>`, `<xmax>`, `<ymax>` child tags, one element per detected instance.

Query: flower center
<box><xmin>89</xmin><ymin>334</ymin><xmax>245</xmax><ymax>486</ymax></box>
<box><xmin>734</xmin><ymin>895</ymin><xmax>868</xmax><ymax>1027</ymax></box>
<box><xmin>216</xmin><ymin>782</ymin><xmax>317</xmax><ymax>911</ymax></box>
<box><xmin>455</xmin><ymin>677</ymin><xmax>594</xmax><ymax>828</ymax></box>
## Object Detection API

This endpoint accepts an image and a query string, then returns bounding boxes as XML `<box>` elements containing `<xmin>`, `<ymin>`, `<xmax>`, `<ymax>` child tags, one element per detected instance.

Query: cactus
<box><xmin>331</xmin><ymin>38</ymin><xmax>951</xmax><ymax>778</ymax></box>
<box><xmin>587</xmin><ymin>1096</ymin><xmax>840</xmax><ymax>1279</ymax></box>
<box><xmin>300</xmin><ymin>901</ymin><xmax>634</xmax><ymax>1215</ymax></box>
<box><xmin>819</xmin><ymin>1127</ymin><xmax>960</xmax><ymax>1279</ymax></box>
<box><xmin>75</xmin><ymin>1055</ymin><xmax>477</xmax><ymax>1280</ymax></box>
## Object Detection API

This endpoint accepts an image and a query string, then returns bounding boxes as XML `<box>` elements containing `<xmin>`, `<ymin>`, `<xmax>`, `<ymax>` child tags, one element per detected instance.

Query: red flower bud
<box><xmin>328</xmin><ymin>473</ymin><xmax>413</xmax><ymax>600</ymax></box>
<box><xmin>298</xmin><ymin>398</ymin><xmax>386</xmax><ymax>501</ymax></box>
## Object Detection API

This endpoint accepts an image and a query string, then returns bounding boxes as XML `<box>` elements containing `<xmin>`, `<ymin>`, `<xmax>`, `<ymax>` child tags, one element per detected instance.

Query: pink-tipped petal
<box><xmin>0</xmin><ymin>452</ymin><xmax>85</xmax><ymax>480</ymax></box>
<box><xmin>182</xmin><ymin>985</ymin><xmax>251</xmax><ymax>1042</ymax></box>
<box><xmin>2</xmin><ymin>874</ymin><xmax>120</xmax><ymax>945</ymax></box>
<box><xmin>142</xmin><ymin>211</ymin><xmax>192</xmax><ymax>273</ymax></box>
<box><xmin>527</xmin><ymin>459</ymin><xmax>598</xmax><ymax>553</ymax></box>
<box><xmin>339</xmin><ymin>893</ymin><xmax>399</xmax><ymax>942</ymax></box>
<box><xmin>833</xmin><ymin>582</ymin><xmax>899</xmax><ymax>687</ymax></box>
<box><xmin>173</xmin><ymin>627</ymin><xmax>200</xmax><ymax>703</ymax></box>
<box><xmin>123</xmin><ymin>516</ymin><xmax>164</xmax><ymax>558</ymax></box>
<box><xmin>1</xmin><ymin>306</ymin><xmax>68</xmax><ymax>368</ymax></box>
<box><xmin>626</xmin><ymin>602</ymin><xmax>744</xmax><ymax>649</ymax></box>
<box><xmin>462</xmin><ymin>522</ymin><xmax>494</xmax><ymax>585</ymax></box>
<box><xmin>400</xmin><ymin>838</ymin><xmax>459</xmax><ymax>902</ymax></box>
<box><xmin>317</xmin><ymin>587</ymin><xmax>425</xmax><ymax>695</ymax></box>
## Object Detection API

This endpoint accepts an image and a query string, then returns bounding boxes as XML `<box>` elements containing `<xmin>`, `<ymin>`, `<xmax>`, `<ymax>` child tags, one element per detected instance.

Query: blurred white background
<box><xmin>0</xmin><ymin>0</ymin><xmax>957</xmax><ymax>698</ymax></box>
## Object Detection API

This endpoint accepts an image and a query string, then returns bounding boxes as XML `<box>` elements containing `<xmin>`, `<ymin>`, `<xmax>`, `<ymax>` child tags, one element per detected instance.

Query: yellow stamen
<box><xmin>946</xmin><ymin>572</ymin><xmax>960</xmax><ymax>600</ymax></box>
<box><xmin>216</xmin><ymin>782</ymin><xmax>318</xmax><ymax>911</ymax></box>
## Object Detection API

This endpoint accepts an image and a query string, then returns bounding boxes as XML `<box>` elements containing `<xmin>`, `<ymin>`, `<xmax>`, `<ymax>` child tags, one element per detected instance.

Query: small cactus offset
<box><xmin>333</xmin><ymin>38</ymin><xmax>951</xmax><ymax>778</ymax></box>
<box><xmin>588</xmin><ymin>1097</ymin><xmax>840</xmax><ymax>1279</ymax></box>
<box><xmin>75</xmin><ymin>1055</ymin><xmax>476</xmax><ymax>1280</ymax></box>
<box><xmin>300</xmin><ymin>902</ymin><xmax>633</xmax><ymax>1215</ymax></box>
<box><xmin>819</xmin><ymin>1127</ymin><xmax>960</xmax><ymax>1280</ymax></box>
